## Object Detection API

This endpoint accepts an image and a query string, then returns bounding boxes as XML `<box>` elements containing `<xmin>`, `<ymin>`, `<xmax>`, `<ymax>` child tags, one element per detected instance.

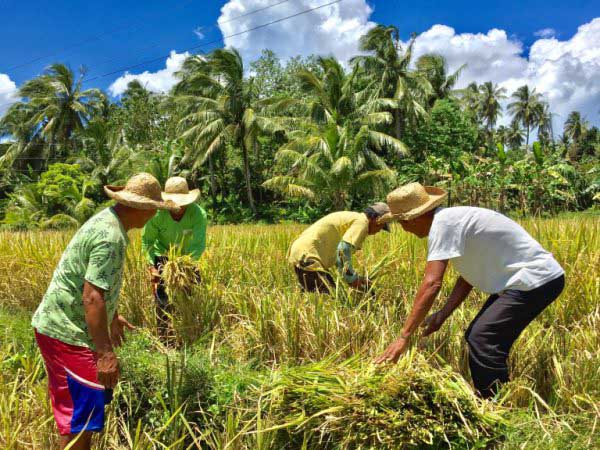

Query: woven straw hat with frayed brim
<box><xmin>162</xmin><ymin>177</ymin><xmax>200</xmax><ymax>207</ymax></box>
<box><xmin>104</xmin><ymin>173</ymin><xmax>179</xmax><ymax>211</ymax></box>
<box><xmin>378</xmin><ymin>182</ymin><xmax>448</xmax><ymax>223</ymax></box>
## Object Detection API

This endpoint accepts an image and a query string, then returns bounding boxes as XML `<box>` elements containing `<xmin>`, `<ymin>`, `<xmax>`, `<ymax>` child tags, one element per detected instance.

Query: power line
<box><xmin>0</xmin><ymin>0</ymin><xmax>302</xmax><ymax>111</ymax></box>
<box><xmin>2</xmin><ymin>0</ymin><xmax>197</xmax><ymax>73</ymax></box>
<box><xmin>83</xmin><ymin>0</ymin><xmax>344</xmax><ymax>84</ymax></box>
<box><xmin>81</xmin><ymin>0</ymin><xmax>294</xmax><ymax>81</ymax></box>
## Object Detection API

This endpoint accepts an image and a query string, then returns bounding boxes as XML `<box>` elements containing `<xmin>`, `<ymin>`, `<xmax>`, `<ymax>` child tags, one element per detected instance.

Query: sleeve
<box><xmin>341</xmin><ymin>217</ymin><xmax>369</xmax><ymax>250</ymax></box>
<box><xmin>336</xmin><ymin>241</ymin><xmax>358</xmax><ymax>283</ymax></box>
<box><xmin>141</xmin><ymin>218</ymin><xmax>159</xmax><ymax>265</ymax></box>
<box><xmin>189</xmin><ymin>207</ymin><xmax>207</xmax><ymax>261</ymax></box>
<box><xmin>85</xmin><ymin>240</ymin><xmax>125</xmax><ymax>292</ymax></box>
<box><xmin>427</xmin><ymin>218</ymin><xmax>464</xmax><ymax>261</ymax></box>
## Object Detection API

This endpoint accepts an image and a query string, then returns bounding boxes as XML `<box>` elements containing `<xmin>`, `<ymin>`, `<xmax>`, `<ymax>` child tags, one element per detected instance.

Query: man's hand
<box><xmin>97</xmin><ymin>351</ymin><xmax>119</xmax><ymax>389</ymax></box>
<box><xmin>421</xmin><ymin>310</ymin><xmax>447</xmax><ymax>337</ymax></box>
<box><xmin>110</xmin><ymin>315</ymin><xmax>135</xmax><ymax>347</ymax></box>
<box><xmin>374</xmin><ymin>336</ymin><xmax>410</xmax><ymax>364</ymax></box>
<box><xmin>148</xmin><ymin>266</ymin><xmax>160</xmax><ymax>284</ymax></box>
<box><xmin>350</xmin><ymin>276</ymin><xmax>371</xmax><ymax>291</ymax></box>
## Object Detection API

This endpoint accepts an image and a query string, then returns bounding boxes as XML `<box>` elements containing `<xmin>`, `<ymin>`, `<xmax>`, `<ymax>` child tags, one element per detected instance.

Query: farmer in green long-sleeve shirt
<box><xmin>141</xmin><ymin>177</ymin><xmax>207</xmax><ymax>342</ymax></box>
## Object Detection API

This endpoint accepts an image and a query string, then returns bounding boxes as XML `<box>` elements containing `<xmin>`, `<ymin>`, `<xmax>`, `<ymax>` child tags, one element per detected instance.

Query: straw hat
<box><xmin>378</xmin><ymin>182</ymin><xmax>448</xmax><ymax>223</ymax></box>
<box><xmin>104</xmin><ymin>173</ymin><xmax>178</xmax><ymax>211</ymax></box>
<box><xmin>162</xmin><ymin>177</ymin><xmax>200</xmax><ymax>206</ymax></box>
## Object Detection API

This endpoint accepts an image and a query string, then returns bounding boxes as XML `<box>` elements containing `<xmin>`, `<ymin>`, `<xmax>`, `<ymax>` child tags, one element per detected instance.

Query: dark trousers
<box><xmin>294</xmin><ymin>266</ymin><xmax>334</xmax><ymax>294</ymax></box>
<box><xmin>154</xmin><ymin>256</ymin><xmax>172</xmax><ymax>341</ymax></box>
<box><xmin>465</xmin><ymin>275</ymin><xmax>565</xmax><ymax>398</ymax></box>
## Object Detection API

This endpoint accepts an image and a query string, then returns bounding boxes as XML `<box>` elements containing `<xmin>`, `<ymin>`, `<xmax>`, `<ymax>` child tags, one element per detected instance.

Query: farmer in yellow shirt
<box><xmin>288</xmin><ymin>203</ymin><xmax>390</xmax><ymax>294</ymax></box>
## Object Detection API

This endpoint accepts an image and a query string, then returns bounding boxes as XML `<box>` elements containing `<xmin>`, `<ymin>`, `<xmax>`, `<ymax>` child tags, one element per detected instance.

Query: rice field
<box><xmin>0</xmin><ymin>215</ymin><xmax>598</xmax><ymax>449</ymax></box>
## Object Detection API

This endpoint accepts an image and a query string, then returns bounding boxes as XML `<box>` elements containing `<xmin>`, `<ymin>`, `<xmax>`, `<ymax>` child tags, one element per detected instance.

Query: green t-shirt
<box><xmin>32</xmin><ymin>208</ymin><xmax>129</xmax><ymax>349</ymax></box>
<box><xmin>141</xmin><ymin>203</ymin><xmax>208</xmax><ymax>265</ymax></box>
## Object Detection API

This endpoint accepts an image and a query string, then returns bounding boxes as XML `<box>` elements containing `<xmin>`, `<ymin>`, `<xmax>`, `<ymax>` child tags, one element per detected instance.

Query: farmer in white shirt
<box><xmin>374</xmin><ymin>182</ymin><xmax>565</xmax><ymax>398</ymax></box>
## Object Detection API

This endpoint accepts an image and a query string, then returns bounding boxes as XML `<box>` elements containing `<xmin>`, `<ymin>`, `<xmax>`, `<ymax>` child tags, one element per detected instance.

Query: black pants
<box><xmin>465</xmin><ymin>275</ymin><xmax>565</xmax><ymax>398</ymax></box>
<box><xmin>294</xmin><ymin>266</ymin><xmax>334</xmax><ymax>294</ymax></box>
<box><xmin>154</xmin><ymin>256</ymin><xmax>201</xmax><ymax>342</ymax></box>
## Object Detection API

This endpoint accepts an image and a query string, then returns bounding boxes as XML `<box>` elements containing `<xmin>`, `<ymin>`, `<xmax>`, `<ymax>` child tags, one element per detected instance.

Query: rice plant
<box><xmin>0</xmin><ymin>216</ymin><xmax>598</xmax><ymax>448</ymax></box>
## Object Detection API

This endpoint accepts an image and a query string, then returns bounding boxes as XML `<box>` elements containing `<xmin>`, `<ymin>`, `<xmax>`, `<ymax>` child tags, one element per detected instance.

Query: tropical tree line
<box><xmin>0</xmin><ymin>25</ymin><xmax>598</xmax><ymax>228</ymax></box>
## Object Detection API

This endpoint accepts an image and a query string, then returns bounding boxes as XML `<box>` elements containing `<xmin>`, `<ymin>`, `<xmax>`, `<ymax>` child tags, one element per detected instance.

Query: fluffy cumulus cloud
<box><xmin>534</xmin><ymin>28</ymin><xmax>556</xmax><ymax>38</ymax></box>
<box><xmin>217</xmin><ymin>0</ymin><xmax>375</xmax><ymax>63</ymax></box>
<box><xmin>0</xmin><ymin>73</ymin><xmax>19</xmax><ymax>116</ymax></box>
<box><xmin>408</xmin><ymin>18</ymin><xmax>600</xmax><ymax>129</ymax></box>
<box><xmin>108</xmin><ymin>51</ymin><xmax>190</xmax><ymax>97</ymax></box>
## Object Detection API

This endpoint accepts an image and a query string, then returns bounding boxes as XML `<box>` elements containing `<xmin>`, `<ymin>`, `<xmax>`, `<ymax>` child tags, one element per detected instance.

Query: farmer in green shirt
<box><xmin>141</xmin><ymin>177</ymin><xmax>208</xmax><ymax>342</ymax></box>
<box><xmin>31</xmin><ymin>173</ymin><xmax>177</xmax><ymax>450</ymax></box>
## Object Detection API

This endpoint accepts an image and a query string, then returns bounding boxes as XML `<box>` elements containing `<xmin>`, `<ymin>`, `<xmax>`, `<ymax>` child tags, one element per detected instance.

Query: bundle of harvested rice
<box><xmin>247</xmin><ymin>354</ymin><xmax>505</xmax><ymax>449</ymax></box>
<box><xmin>162</xmin><ymin>253</ymin><xmax>201</xmax><ymax>293</ymax></box>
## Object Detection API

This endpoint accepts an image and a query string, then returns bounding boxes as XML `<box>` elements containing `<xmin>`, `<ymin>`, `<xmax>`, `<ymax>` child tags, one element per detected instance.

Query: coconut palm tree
<box><xmin>478</xmin><ymin>82</ymin><xmax>507</xmax><ymax>131</ymax></box>
<box><xmin>174</xmin><ymin>48</ymin><xmax>284</xmax><ymax>216</ymax></box>
<box><xmin>18</xmin><ymin>64</ymin><xmax>104</xmax><ymax>156</ymax></box>
<box><xmin>536</xmin><ymin>102</ymin><xmax>554</xmax><ymax>148</ymax></box>
<box><xmin>0</xmin><ymin>102</ymin><xmax>45</xmax><ymax>171</ymax></box>
<box><xmin>564</xmin><ymin>111</ymin><xmax>588</xmax><ymax>144</ymax></box>
<box><xmin>564</xmin><ymin>111</ymin><xmax>589</xmax><ymax>160</ymax></box>
<box><xmin>263</xmin><ymin>122</ymin><xmax>400</xmax><ymax>210</ymax></box>
<box><xmin>264</xmin><ymin>57</ymin><xmax>406</xmax><ymax>210</ymax></box>
<box><xmin>415</xmin><ymin>53</ymin><xmax>464</xmax><ymax>105</ymax></box>
<box><xmin>507</xmin><ymin>120</ymin><xmax>525</xmax><ymax>150</ymax></box>
<box><xmin>508</xmin><ymin>85</ymin><xmax>542</xmax><ymax>149</ymax></box>
<box><xmin>352</xmin><ymin>25</ymin><xmax>431</xmax><ymax>140</ymax></box>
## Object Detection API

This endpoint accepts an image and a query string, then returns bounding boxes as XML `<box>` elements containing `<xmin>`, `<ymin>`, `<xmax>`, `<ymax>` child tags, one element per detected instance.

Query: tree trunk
<box><xmin>393</xmin><ymin>109</ymin><xmax>402</xmax><ymax>141</ymax></box>
<box><xmin>241</xmin><ymin>139</ymin><xmax>257</xmax><ymax>216</ymax></box>
<box><xmin>526</xmin><ymin>124</ymin><xmax>530</xmax><ymax>150</ymax></box>
<box><xmin>208</xmin><ymin>154</ymin><xmax>218</xmax><ymax>211</ymax></box>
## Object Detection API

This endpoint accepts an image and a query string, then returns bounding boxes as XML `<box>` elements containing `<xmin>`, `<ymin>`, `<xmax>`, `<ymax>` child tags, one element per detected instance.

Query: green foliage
<box><xmin>0</xmin><ymin>29</ymin><xmax>598</xmax><ymax>223</ymax></box>
<box><xmin>405</xmin><ymin>98</ymin><xmax>478</xmax><ymax>163</ymax></box>
<box><xmin>2</xmin><ymin>163</ymin><xmax>95</xmax><ymax>229</ymax></box>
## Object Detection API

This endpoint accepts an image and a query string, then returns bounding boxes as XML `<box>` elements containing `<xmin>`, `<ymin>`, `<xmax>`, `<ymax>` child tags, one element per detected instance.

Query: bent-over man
<box><xmin>374</xmin><ymin>182</ymin><xmax>565</xmax><ymax>398</ymax></box>
<box><xmin>288</xmin><ymin>203</ymin><xmax>390</xmax><ymax>294</ymax></box>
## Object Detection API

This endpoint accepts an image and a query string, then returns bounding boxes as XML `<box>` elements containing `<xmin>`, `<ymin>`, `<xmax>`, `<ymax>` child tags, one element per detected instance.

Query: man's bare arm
<box><xmin>83</xmin><ymin>281</ymin><xmax>119</xmax><ymax>388</ymax></box>
<box><xmin>374</xmin><ymin>260</ymin><xmax>448</xmax><ymax>364</ymax></box>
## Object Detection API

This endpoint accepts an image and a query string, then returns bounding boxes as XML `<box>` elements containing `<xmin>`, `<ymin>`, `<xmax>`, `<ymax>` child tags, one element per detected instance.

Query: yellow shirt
<box><xmin>288</xmin><ymin>211</ymin><xmax>369</xmax><ymax>271</ymax></box>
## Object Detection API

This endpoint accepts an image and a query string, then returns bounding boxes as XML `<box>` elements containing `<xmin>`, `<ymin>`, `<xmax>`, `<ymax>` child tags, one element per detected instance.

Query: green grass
<box><xmin>0</xmin><ymin>216</ymin><xmax>598</xmax><ymax>449</ymax></box>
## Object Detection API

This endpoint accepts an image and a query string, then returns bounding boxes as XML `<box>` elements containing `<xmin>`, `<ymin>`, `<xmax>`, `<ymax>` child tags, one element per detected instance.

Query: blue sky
<box><xmin>1</xmin><ymin>0</ymin><xmax>599</xmax><ymax>128</ymax></box>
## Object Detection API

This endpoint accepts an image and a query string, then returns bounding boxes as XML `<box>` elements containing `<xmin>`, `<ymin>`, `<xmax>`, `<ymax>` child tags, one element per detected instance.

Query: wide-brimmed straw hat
<box><xmin>162</xmin><ymin>177</ymin><xmax>200</xmax><ymax>206</ymax></box>
<box><xmin>378</xmin><ymin>182</ymin><xmax>448</xmax><ymax>223</ymax></box>
<box><xmin>104</xmin><ymin>173</ymin><xmax>179</xmax><ymax>211</ymax></box>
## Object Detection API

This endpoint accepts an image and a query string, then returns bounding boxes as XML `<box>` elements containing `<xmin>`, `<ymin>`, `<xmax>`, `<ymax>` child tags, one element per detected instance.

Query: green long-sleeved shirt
<box><xmin>141</xmin><ymin>203</ymin><xmax>208</xmax><ymax>265</ymax></box>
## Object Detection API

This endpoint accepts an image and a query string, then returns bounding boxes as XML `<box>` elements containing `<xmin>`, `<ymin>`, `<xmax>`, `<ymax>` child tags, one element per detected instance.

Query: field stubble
<box><xmin>0</xmin><ymin>216</ymin><xmax>598</xmax><ymax>449</ymax></box>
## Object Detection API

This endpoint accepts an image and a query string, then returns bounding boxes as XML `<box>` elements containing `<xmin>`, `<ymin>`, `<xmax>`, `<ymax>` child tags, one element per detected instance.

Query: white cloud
<box><xmin>534</xmin><ymin>28</ymin><xmax>556</xmax><ymax>38</ymax></box>
<box><xmin>217</xmin><ymin>0</ymin><xmax>375</xmax><ymax>64</ymax></box>
<box><xmin>0</xmin><ymin>73</ymin><xmax>19</xmax><ymax>116</ymax></box>
<box><xmin>108</xmin><ymin>51</ymin><xmax>190</xmax><ymax>97</ymax></box>
<box><xmin>408</xmin><ymin>18</ymin><xmax>600</xmax><ymax>131</ymax></box>
<box><xmin>194</xmin><ymin>27</ymin><xmax>205</xmax><ymax>40</ymax></box>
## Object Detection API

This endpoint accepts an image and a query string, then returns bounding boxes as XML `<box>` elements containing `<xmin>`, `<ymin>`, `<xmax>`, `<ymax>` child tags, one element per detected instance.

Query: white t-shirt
<box><xmin>427</xmin><ymin>207</ymin><xmax>564</xmax><ymax>294</ymax></box>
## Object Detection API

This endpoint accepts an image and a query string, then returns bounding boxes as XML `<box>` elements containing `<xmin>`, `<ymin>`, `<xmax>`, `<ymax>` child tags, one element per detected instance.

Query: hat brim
<box><xmin>378</xmin><ymin>186</ymin><xmax>448</xmax><ymax>224</ymax></box>
<box><xmin>162</xmin><ymin>189</ymin><xmax>200</xmax><ymax>206</ymax></box>
<box><xmin>104</xmin><ymin>186</ymin><xmax>179</xmax><ymax>211</ymax></box>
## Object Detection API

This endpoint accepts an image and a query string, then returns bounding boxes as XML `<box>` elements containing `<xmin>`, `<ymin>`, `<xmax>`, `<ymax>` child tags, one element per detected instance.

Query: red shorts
<box><xmin>35</xmin><ymin>330</ymin><xmax>107</xmax><ymax>435</ymax></box>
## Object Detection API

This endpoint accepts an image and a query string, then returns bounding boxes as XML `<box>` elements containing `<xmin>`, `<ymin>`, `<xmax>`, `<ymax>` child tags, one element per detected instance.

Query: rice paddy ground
<box><xmin>0</xmin><ymin>214</ymin><xmax>598</xmax><ymax>449</ymax></box>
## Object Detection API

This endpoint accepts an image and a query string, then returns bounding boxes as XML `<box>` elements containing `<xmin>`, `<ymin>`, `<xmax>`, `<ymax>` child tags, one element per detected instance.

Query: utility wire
<box><xmin>83</xmin><ymin>0</ymin><xmax>344</xmax><ymax>84</ymax></box>
<box><xmin>2</xmin><ymin>0</ymin><xmax>197</xmax><ymax>73</ymax></box>
<box><xmin>82</xmin><ymin>0</ymin><xmax>294</xmax><ymax>80</ymax></box>
<box><xmin>0</xmin><ymin>0</ymin><xmax>303</xmax><ymax>110</ymax></box>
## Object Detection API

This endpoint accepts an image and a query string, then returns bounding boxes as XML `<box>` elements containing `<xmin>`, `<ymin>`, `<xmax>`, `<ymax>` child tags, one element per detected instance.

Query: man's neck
<box><xmin>112</xmin><ymin>204</ymin><xmax>135</xmax><ymax>231</ymax></box>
